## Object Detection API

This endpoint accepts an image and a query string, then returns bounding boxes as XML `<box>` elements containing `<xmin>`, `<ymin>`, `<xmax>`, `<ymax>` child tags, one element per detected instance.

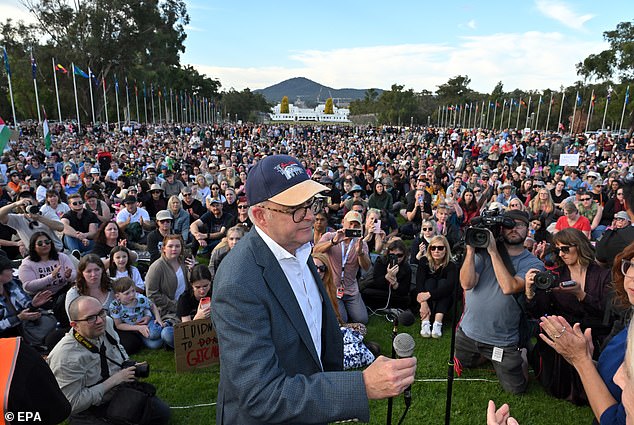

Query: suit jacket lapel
<box><xmin>249</xmin><ymin>230</ymin><xmax>322</xmax><ymax>369</ymax></box>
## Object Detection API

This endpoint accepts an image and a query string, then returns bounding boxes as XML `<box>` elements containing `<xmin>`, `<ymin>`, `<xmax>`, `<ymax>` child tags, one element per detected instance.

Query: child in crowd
<box><xmin>108</xmin><ymin>245</ymin><xmax>145</xmax><ymax>291</ymax></box>
<box><xmin>109</xmin><ymin>277</ymin><xmax>164</xmax><ymax>349</ymax></box>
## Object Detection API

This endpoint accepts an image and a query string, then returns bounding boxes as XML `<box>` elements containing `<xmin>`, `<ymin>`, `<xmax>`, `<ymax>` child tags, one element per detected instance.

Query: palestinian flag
<box><xmin>43</xmin><ymin>117</ymin><xmax>51</xmax><ymax>150</ymax></box>
<box><xmin>0</xmin><ymin>117</ymin><xmax>10</xmax><ymax>153</ymax></box>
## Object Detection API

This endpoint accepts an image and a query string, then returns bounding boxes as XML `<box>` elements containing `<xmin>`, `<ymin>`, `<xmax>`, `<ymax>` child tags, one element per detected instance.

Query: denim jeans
<box><xmin>142</xmin><ymin>320</ymin><xmax>164</xmax><ymax>349</ymax></box>
<box><xmin>63</xmin><ymin>235</ymin><xmax>94</xmax><ymax>254</ymax></box>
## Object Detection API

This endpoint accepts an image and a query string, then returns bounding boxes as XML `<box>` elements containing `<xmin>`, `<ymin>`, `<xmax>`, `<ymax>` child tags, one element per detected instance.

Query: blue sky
<box><xmin>1</xmin><ymin>0</ymin><xmax>625</xmax><ymax>93</ymax></box>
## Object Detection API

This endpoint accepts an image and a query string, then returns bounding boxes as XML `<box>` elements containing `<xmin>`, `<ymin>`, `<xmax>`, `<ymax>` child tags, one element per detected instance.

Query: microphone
<box><xmin>393</xmin><ymin>333</ymin><xmax>415</xmax><ymax>408</ymax></box>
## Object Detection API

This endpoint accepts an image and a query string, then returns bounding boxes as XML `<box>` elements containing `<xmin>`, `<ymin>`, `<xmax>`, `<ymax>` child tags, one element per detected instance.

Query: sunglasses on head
<box><xmin>622</xmin><ymin>259</ymin><xmax>633</xmax><ymax>276</ymax></box>
<box><xmin>554</xmin><ymin>244</ymin><xmax>575</xmax><ymax>254</ymax></box>
<box><xmin>430</xmin><ymin>246</ymin><xmax>445</xmax><ymax>252</ymax></box>
<box><xmin>36</xmin><ymin>239</ymin><xmax>52</xmax><ymax>247</ymax></box>
<box><xmin>315</xmin><ymin>265</ymin><xmax>327</xmax><ymax>273</ymax></box>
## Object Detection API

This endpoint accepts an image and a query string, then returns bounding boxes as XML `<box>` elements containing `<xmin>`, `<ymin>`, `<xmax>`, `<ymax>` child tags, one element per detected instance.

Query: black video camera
<box><xmin>121</xmin><ymin>360</ymin><xmax>150</xmax><ymax>378</ymax></box>
<box><xmin>465</xmin><ymin>210</ymin><xmax>516</xmax><ymax>248</ymax></box>
<box><xmin>26</xmin><ymin>205</ymin><xmax>40</xmax><ymax>215</ymax></box>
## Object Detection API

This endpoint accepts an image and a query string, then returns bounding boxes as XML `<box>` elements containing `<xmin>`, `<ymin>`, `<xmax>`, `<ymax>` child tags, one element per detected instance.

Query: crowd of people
<box><xmin>1</xmin><ymin>120</ymin><xmax>634</xmax><ymax>424</ymax></box>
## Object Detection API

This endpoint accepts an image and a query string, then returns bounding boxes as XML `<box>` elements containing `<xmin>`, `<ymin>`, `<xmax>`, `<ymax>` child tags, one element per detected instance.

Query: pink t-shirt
<box><xmin>318</xmin><ymin>232</ymin><xmax>369</xmax><ymax>296</ymax></box>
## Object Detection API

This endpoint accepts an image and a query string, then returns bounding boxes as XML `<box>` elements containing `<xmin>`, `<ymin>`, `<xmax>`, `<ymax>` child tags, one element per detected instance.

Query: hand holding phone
<box><xmin>374</xmin><ymin>219</ymin><xmax>381</xmax><ymax>233</ymax></box>
<box><xmin>344</xmin><ymin>228</ymin><xmax>362</xmax><ymax>238</ymax></box>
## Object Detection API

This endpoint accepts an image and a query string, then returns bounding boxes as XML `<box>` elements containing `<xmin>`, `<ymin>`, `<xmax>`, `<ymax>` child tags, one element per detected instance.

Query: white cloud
<box><xmin>0</xmin><ymin>0</ymin><xmax>38</xmax><ymax>25</ymax></box>
<box><xmin>535</xmin><ymin>0</ymin><xmax>594</xmax><ymax>30</ymax></box>
<box><xmin>467</xmin><ymin>19</ymin><xmax>477</xmax><ymax>30</ymax></box>
<box><xmin>188</xmin><ymin>31</ymin><xmax>606</xmax><ymax>94</ymax></box>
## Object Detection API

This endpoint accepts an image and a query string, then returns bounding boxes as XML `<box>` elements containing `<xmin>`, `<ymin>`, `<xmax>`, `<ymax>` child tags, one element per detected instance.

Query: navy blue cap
<box><xmin>246</xmin><ymin>155</ymin><xmax>329</xmax><ymax>206</ymax></box>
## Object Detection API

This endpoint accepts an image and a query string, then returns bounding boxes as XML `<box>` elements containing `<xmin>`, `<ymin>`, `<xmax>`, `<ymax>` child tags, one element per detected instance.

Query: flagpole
<box><xmin>52</xmin><ymin>58</ymin><xmax>62</xmax><ymax>121</ymax></box>
<box><xmin>114</xmin><ymin>76</ymin><xmax>121</xmax><ymax>130</ymax></box>
<box><xmin>158</xmin><ymin>89</ymin><xmax>162</xmax><ymax>123</ymax></box>
<box><xmin>535</xmin><ymin>95</ymin><xmax>542</xmax><ymax>130</ymax></box>
<box><xmin>619</xmin><ymin>86</ymin><xmax>629</xmax><ymax>134</ymax></box>
<box><xmin>165</xmin><ymin>88</ymin><xmax>169</xmax><ymax>123</ymax></box>
<box><xmin>485</xmin><ymin>100</ymin><xmax>491</xmax><ymax>129</ymax></box>
<box><xmin>143</xmin><ymin>83</ymin><xmax>148</xmax><ymax>125</ymax></box>
<box><xmin>571</xmin><ymin>91</ymin><xmax>579</xmax><ymax>134</ymax></box>
<box><xmin>151</xmin><ymin>85</ymin><xmax>156</xmax><ymax>124</ymax></box>
<box><xmin>601</xmin><ymin>87</ymin><xmax>612</xmax><ymax>130</ymax></box>
<box><xmin>492</xmin><ymin>101</ymin><xmax>498</xmax><ymax>130</ymax></box>
<box><xmin>124</xmin><ymin>77</ymin><xmax>130</xmax><ymax>124</ymax></box>
<box><xmin>546</xmin><ymin>93</ymin><xmax>553</xmax><ymax>132</ymax></box>
<box><xmin>467</xmin><ymin>103</ymin><xmax>472</xmax><ymax>128</ymax></box>
<box><xmin>170</xmin><ymin>89</ymin><xmax>174</xmax><ymax>124</ymax></box>
<box><xmin>88</xmin><ymin>67</ymin><xmax>96</xmax><ymax>124</ymax></box>
<box><xmin>525</xmin><ymin>96</ymin><xmax>532</xmax><ymax>129</ymax></box>
<box><xmin>102</xmin><ymin>76</ymin><xmax>108</xmax><ymax>128</ymax></box>
<box><xmin>508</xmin><ymin>99</ymin><xmax>514</xmax><ymax>129</ymax></box>
<box><xmin>557</xmin><ymin>92</ymin><xmax>565</xmax><ymax>132</ymax></box>
<box><xmin>71</xmin><ymin>62</ymin><xmax>81</xmax><ymax>133</ymax></box>
<box><xmin>30</xmin><ymin>49</ymin><xmax>41</xmax><ymax>123</ymax></box>
<box><xmin>499</xmin><ymin>100</ymin><xmax>506</xmax><ymax>129</ymax></box>
<box><xmin>585</xmin><ymin>89</ymin><xmax>594</xmax><ymax>133</ymax></box>
<box><xmin>516</xmin><ymin>98</ymin><xmax>521</xmax><ymax>129</ymax></box>
<box><xmin>2</xmin><ymin>47</ymin><xmax>18</xmax><ymax>128</ymax></box>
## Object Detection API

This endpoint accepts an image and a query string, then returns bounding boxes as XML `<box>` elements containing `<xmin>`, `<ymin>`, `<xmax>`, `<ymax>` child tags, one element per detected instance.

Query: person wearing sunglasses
<box><xmin>61</xmin><ymin>193</ymin><xmax>101</xmax><ymax>255</ymax></box>
<box><xmin>416</xmin><ymin>235</ymin><xmax>457</xmax><ymax>339</ymax></box>
<box><xmin>539</xmin><ymin>243</ymin><xmax>634</xmax><ymax>425</ymax></box>
<box><xmin>525</xmin><ymin>228</ymin><xmax>612</xmax><ymax>403</ymax></box>
<box><xmin>360</xmin><ymin>238</ymin><xmax>412</xmax><ymax>313</ymax></box>
<box><xmin>575</xmin><ymin>189</ymin><xmax>606</xmax><ymax>241</ymax></box>
<box><xmin>48</xmin><ymin>295</ymin><xmax>171</xmax><ymax>424</ymax></box>
<box><xmin>233</xmin><ymin>196</ymin><xmax>252</xmax><ymax>231</ymax></box>
<box><xmin>457</xmin><ymin>210</ymin><xmax>544</xmax><ymax>395</ymax></box>
<box><xmin>180</xmin><ymin>186</ymin><xmax>206</xmax><ymax>224</ymax></box>
<box><xmin>213</xmin><ymin>155</ymin><xmax>416</xmax><ymax>424</ymax></box>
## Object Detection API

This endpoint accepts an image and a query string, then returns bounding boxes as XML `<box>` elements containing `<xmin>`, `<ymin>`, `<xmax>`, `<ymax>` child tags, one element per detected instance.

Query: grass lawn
<box><xmin>134</xmin><ymin>313</ymin><xmax>594</xmax><ymax>424</ymax></box>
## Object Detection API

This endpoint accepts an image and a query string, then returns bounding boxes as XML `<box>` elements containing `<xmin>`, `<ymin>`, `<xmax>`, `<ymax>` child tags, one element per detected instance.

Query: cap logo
<box><xmin>275</xmin><ymin>162</ymin><xmax>304</xmax><ymax>180</ymax></box>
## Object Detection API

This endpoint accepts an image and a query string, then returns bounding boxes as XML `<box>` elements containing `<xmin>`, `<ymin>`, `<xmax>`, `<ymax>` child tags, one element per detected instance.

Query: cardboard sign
<box><xmin>174</xmin><ymin>319</ymin><xmax>219</xmax><ymax>372</ymax></box>
<box><xmin>559</xmin><ymin>154</ymin><xmax>579</xmax><ymax>166</ymax></box>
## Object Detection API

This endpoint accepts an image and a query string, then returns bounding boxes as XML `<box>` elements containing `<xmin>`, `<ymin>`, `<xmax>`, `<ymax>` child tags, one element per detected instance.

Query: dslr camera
<box><xmin>533</xmin><ymin>271</ymin><xmax>557</xmax><ymax>291</ymax></box>
<box><xmin>121</xmin><ymin>359</ymin><xmax>150</xmax><ymax>378</ymax></box>
<box><xmin>25</xmin><ymin>205</ymin><xmax>40</xmax><ymax>215</ymax></box>
<box><xmin>465</xmin><ymin>210</ymin><xmax>516</xmax><ymax>248</ymax></box>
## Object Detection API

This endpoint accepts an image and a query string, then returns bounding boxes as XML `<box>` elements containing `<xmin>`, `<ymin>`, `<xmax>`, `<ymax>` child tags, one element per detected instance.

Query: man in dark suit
<box><xmin>212</xmin><ymin>155</ymin><xmax>417</xmax><ymax>425</ymax></box>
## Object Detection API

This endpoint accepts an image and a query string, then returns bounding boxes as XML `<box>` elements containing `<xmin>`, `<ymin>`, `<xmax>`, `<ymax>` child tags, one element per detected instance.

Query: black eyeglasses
<box><xmin>554</xmin><ymin>245</ymin><xmax>576</xmax><ymax>255</ymax></box>
<box><xmin>315</xmin><ymin>265</ymin><xmax>327</xmax><ymax>273</ymax></box>
<box><xmin>258</xmin><ymin>198</ymin><xmax>324</xmax><ymax>223</ymax></box>
<box><xmin>580</xmin><ymin>197</ymin><xmax>592</xmax><ymax>201</ymax></box>
<box><xmin>71</xmin><ymin>201</ymin><xmax>84</xmax><ymax>206</ymax></box>
<box><xmin>152</xmin><ymin>190</ymin><xmax>162</xmax><ymax>194</ymax></box>
<box><xmin>238</xmin><ymin>205</ymin><xmax>248</xmax><ymax>209</ymax></box>
<box><xmin>211</xmin><ymin>187</ymin><xmax>219</xmax><ymax>190</ymax></box>
<box><xmin>74</xmin><ymin>309</ymin><xmax>107</xmax><ymax>324</ymax></box>
<box><xmin>430</xmin><ymin>246</ymin><xmax>445</xmax><ymax>252</ymax></box>
<box><xmin>36</xmin><ymin>239</ymin><xmax>52</xmax><ymax>247</ymax></box>
<box><xmin>422</xmin><ymin>227</ymin><xmax>433</xmax><ymax>231</ymax></box>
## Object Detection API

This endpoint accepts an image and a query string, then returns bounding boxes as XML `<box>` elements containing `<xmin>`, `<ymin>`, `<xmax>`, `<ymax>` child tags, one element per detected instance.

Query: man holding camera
<box><xmin>47</xmin><ymin>296</ymin><xmax>170</xmax><ymax>425</ymax></box>
<box><xmin>456</xmin><ymin>210</ymin><xmax>544</xmax><ymax>394</ymax></box>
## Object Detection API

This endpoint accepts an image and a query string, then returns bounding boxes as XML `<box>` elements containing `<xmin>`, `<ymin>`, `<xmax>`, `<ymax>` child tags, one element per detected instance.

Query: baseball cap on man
<box><xmin>246</xmin><ymin>155</ymin><xmax>329</xmax><ymax>206</ymax></box>
<box><xmin>344</xmin><ymin>211</ymin><xmax>363</xmax><ymax>224</ymax></box>
<box><xmin>156</xmin><ymin>210</ymin><xmax>173</xmax><ymax>221</ymax></box>
<box><xmin>503</xmin><ymin>210</ymin><xmax>530</xmax><ymax>225</ymax></box>
<box><xmin>615</xmin><ymin>211</ymin><xmax>631</xmax><ymax>222</ymax></box>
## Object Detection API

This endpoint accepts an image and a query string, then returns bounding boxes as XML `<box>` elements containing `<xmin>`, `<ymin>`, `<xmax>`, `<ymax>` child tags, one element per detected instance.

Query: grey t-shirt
<box><xmin>6</xmin><ymin>212</ymin><xmax>64</xmax><ymax>252</ymax></box>
<box><xmin>461</xmin><ymin>249</ymin><xmax>544</xmax><ymax>347</ymax></box>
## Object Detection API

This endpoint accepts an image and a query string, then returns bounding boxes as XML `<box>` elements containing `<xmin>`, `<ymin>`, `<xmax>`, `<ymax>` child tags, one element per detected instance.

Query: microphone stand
<box><xmin>386</xmin><ymin>314</ymin><xmax>399</xmax><ymax>425</ymax></box>
<box><xmin>444</xmin><ymin>264</ymin><xmax>463</xmax><ymax>425</ymax></box>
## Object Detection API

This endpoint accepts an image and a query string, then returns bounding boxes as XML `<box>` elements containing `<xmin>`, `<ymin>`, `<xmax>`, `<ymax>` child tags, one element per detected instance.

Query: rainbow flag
<box><xmin>0</xmin><ymin>116</ymin><xmax>10</xmax><ymax>153</ymax></box>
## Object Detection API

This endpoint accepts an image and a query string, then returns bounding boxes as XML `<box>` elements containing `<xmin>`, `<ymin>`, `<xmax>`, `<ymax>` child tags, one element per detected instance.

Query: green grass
<box><xmin>131</xmin><ymin>313</ymin><xmax>594</xmax><ymax>425</ymax></box>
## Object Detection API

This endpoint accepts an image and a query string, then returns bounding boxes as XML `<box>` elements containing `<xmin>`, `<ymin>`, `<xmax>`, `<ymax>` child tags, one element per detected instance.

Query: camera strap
<box><xmin>73</xmin><ymin>329</ymin><xmax>127</xmax><ymax>382</ymax></box>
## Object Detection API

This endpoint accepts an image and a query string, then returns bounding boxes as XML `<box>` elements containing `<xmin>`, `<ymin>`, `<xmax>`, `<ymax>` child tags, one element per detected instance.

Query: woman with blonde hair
<box><xmin>224</xmin><ymin>166</ymin><xmax>238</xmax><ymax>188</ymax></box>
<box><xmin>528</xmin><ymin>188</ymin><xmax>558</xmax><ymax>227</ymax></box>
<box><xmin>415</xmin><ymin>235</ymin><xmax>458</xmax><ymax>339</ymax></box>
<box><xmin>195</xmin><ymin>174</ymin><xmax>211</xmax><ymax>203</ymax></box>
<box><xmin>507</xmin><ymin>197</ymin><xmax>528</xmax><ymax>212</ymax></box>
<box><xmin>168</xmin><ymin>195</ymin><xmax>190</xmax><ymax>242</ymax></box>
<box><xmin>208</xmin><ymin>226</ymin><xmax>246</xmax><ymax>282</ymax></box>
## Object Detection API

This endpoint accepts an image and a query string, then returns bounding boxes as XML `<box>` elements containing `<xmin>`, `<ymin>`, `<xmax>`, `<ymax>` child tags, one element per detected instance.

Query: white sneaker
<box><xmin>420</xmin><ymin>321</ymin><xmax>431</xmax><ymax>338</ymax></box>
<box><xmin>432</xmin><ymin>322</ymin><xmax>442</xmax><ymax>339</ymax></box>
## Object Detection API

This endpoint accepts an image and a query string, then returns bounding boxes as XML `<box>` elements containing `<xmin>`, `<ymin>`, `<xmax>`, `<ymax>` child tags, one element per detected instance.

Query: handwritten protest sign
<box><xmin>559</xmin><ymin>154</ymin><xmax>579</xmax><ymax>167</ymax></box>
<box><xmin>174</xmin><ymin>319</ymin><xmax>219</xmax><ymax>372</ymax></box>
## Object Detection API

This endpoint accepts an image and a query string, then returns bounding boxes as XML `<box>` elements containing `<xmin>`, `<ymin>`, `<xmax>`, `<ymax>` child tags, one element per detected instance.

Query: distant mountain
<box><xmin>254</xmin><ymin>77</ymin><xmax>383</xmax><ymax>107</ymax></box>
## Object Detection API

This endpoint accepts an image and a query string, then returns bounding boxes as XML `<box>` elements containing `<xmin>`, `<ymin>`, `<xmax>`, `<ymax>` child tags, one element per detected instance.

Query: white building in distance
<box><xmin>270</xmin><ymin>103</ymin><xmax>350</xmax><ymax>122</ymax></box>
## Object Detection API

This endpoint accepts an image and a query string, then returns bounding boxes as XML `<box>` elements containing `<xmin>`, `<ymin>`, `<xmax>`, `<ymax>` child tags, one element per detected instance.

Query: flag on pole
<box><xmin>55</xmin><ymin>63</ymin><xmax>68</xmax><ymax>74</ymax></box>
<box><xmin>114</xmin><ymin>76</ymin><xmax>119</xmax><ymax>92</ymax></box>
<box><xmin>626</xmin><ymin>86</ymin><xmax>630</xmax><ymax>105</ymax></box>
<box><xmin>43</xmin><ymin>116</ymin><xmax>51</xmax><ymax>150</ymax></box>
<box><xmin>0</xmin><ymin>116</ymin><xmax>10</xmax><ymax>153</ymax></box>
<box><xmin>591</xmin><ymin>92</ymin><xmax>597</xmax><ymax>107</ymax></box>
<box><xmin>2</xmin><ymin>47</ymin><xmax>10</xmax><ymax>77</ymax></box>
<box><xmin>73</xmin><ymin>65</ymin><xmax>89</xmax><ymax>78</ymax></box>
<box><xmin>89</xmin><ymin>68</ymin><xmax>99</xmax><ymax>87</ymax></box>
<box><xmin>30</xmin><ymin>52</ymin><xmax>37</xmax><ymax>79</ymax></box>
<box><xmin>520</xmin><ymin>99</ymin><xmax>527</xmax><ymax>107</ymax></box>
<box><xmin>607</xmin><ymin>86</ymin><xmax>613</xmax><ymax>101</ymax></box>
<box><xmin>576</xmin><ymin>92</ymin><xmax>582</xmax><ymax>106</ymax></box>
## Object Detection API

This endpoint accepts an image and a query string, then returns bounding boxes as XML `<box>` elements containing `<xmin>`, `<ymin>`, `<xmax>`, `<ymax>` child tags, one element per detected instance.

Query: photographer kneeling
<box><xmin>524</xmin><ymin>228</ymin><xmax>611</xmax><ymax>404</ymax></box>
<box><xmin>48</xmin><ymin>296</ymin><xmax>170</xmax><ymax>425</ymax></box>
<box><xmin>457</xmin><ymin>210</ymin><xmax>544</xmax><ymax>394</ymax></box>
<box><xmin>360</xmin><ymin>239</ymin><xmax>411</xmax><ymax>311</ymax></box>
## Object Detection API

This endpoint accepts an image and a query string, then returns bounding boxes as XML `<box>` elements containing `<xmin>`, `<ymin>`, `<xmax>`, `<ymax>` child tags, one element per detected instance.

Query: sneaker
<box><xmin>420</xmin><ymin>321</ymin><xmax>431</xmax><ymax>338</ymax></box>
<box><xmin>432</xmin><ymin>322</ymin><xmax>443</xmax><ymax>339</ymax></box>
<box><xmin>71</xmin><ymin>249</ymin><xmax>81</xmax><ymax>261</ymax></box>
